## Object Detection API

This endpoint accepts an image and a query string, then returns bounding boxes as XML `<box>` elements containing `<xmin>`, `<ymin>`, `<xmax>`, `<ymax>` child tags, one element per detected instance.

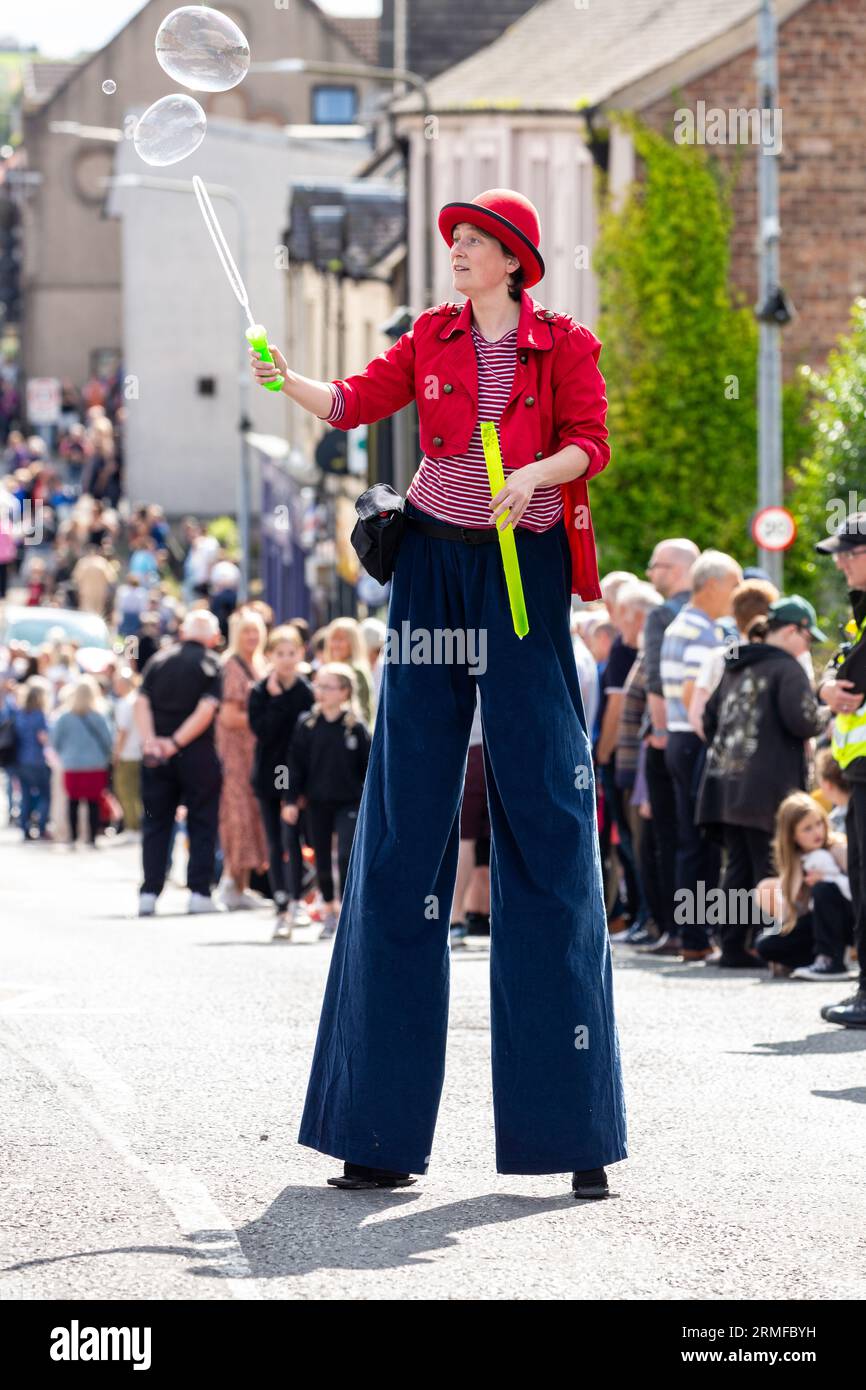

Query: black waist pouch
<box><xmin>351</xmin><ymin>483</ymin><xmax>406</xmax><ymax>584</ymax></box>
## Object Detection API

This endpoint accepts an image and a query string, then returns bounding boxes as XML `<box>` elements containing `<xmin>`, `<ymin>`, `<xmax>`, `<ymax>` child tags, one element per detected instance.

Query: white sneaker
<box><xmin>319</xmin><ymin>910</ymin><xmax>338</xmax><ymax>940</ymax></box>
<box><xmin>791</xmin><ymin>956</ymin><xmax>854</xmax><ymax>981</ymax></box>
<box><xmin>217</xmin><ymin>883</ymin><xmax>254</xmax><ymax>911</ymax></box>
<box><xmin>290</xmin><ymin>900</ymin><xmax>312</xmax><ymax>928</ymax></box>
<box><xmin>188</xmin><ymin>892</ymin><xmax>225</xmax><ymax>914</ymax></box>
<box><xmin>138</xmin><ymin>892</ymin><xmax>157</xmax><ymax>917</ymax></box>
<box><xmin>272</xmin><ymin>915</ymin><xmax>293</xmax><ymax>942</ymax></box>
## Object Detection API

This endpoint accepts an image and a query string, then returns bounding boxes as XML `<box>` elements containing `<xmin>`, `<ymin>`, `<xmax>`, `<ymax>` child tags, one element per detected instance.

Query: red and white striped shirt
<box><xmin>325</xmin><ymin>322</ymin><xmax>564</xmax><ymax>531</ymax></box>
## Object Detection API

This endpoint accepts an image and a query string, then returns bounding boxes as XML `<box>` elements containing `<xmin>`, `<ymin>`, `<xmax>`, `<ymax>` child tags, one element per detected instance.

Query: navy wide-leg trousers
<box><xmin>297</xmin><ymin>503</ymin><xmax>628</xmax><ymax>1175</ymax></box>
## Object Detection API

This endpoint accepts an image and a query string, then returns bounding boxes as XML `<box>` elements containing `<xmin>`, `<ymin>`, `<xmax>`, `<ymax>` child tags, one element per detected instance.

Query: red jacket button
<box><xmin>525</xmin><ymin>396</ymin><xmax>535</xmax><ymax>406</ymax></box>
<box><xmin>433</xmin><ymin>435</ymin><xmax>443</xmax><ymax>446</ymax></box>
<box><xmin>535</xmin><ymin>450</ymin><xmax>543</xmax><ymax>460</ymax></box>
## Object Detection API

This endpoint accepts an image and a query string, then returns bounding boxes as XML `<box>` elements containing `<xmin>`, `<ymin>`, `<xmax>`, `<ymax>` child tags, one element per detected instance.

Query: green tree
<box><xmin>592</xmin><ymin>115</ymin><xmax>759</xmax><ymax>574</ymax></box>
<box><xmin>786</xmin><ymin>298</ymin><xmax>866</xmax><ymax>634</ymax></box>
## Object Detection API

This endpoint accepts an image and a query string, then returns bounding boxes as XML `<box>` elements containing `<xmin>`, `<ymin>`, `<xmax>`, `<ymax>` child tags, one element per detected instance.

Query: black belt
<box><xmin>405</xmin><ymin>513</ymin><xmax>540</xmax><ymax>546</ymax></box>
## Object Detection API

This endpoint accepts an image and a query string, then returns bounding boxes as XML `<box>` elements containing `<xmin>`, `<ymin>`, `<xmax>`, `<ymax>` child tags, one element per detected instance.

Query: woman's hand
<box><xmin>489</xmin><ymin>464</ymin><xmax>540</xmax><ymax>530</ymax></box>
<box><xmin>281</xmin><ymin>804</ymin><xmax>299</xmax><ymax>825</ymax></box>
<box><xmin>249</xmin><ymin>343</ymin><xmax>289</xmax><ymax>389</ymax></box>
<box><xmin>804</xmin><ymin>870</ymin><xmax>825</xmax><ymax>886</ymax></box>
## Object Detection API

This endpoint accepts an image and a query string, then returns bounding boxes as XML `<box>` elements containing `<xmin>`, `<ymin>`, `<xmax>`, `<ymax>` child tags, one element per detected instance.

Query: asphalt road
<box><xmin>2</xmin><ymin>826</ymin><xmax>865</xmax><ymax>1301</ymax></box>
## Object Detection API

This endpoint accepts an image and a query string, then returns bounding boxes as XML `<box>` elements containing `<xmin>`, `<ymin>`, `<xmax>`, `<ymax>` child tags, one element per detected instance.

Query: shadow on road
<box><xmin>191</xmin><ymin>1184</ymin><xmax>620</xmax><ymax>1280</ymax></box>
<box><xmin>2</xmin><ymin>1186</ymin><xmax>621</xmax><ymax>1288</ymax></box>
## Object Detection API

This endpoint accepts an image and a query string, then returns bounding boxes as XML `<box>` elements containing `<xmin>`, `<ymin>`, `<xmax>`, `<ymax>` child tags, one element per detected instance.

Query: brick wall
<box><xmin>640</xmin><ymin>0</ymin><xmax>866</xmax><ymax>376</ymax></box>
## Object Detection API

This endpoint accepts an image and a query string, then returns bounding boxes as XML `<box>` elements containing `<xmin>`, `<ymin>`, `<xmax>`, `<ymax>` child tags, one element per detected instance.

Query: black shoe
<box><xmin>637</xmin><ymin>932</ymin><xmax>682</xmax><ymax>956</ymax></box>
<box><xmin>465</xmin><ymin>912</ymin><xmax>490</xmax><ymax>937</ymax></box>
<box><xmin>327</xmin><ymin>1162</ymin><xmax>417</xmax><ymax>1190</ymax></box>
<box><xmin>620</xmin><ymin>923</ymin><xmax>656</xmax><ymax>946</ymax></box>
<box><xmin>821</xmin><ymin>989</ymin><xmax>866</xmax><ymax>1028</ymax></box>
<box><xmin>572</xmin><ymin>1167</ymin><xmax>609</xmax><ymax>1199</ymax></box>
<box><xmin>716</xmin><ymin>951</ymin><xmax>764</xmax><ymax>969</ymax></box>
<box><xmin>792</xmin><ymin>958</ymin><xmax>854</xmax><ymax>982</ymax></box>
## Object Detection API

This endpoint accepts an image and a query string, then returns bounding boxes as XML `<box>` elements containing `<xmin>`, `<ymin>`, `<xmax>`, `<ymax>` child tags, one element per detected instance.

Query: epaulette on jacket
<box><xmin>432</xmin><ymin>301</ymin><xmax>577</xmax><ymax>330</ymax></box>
<box><xmin>533</xmin><ymin>307</ymin><xmax>578</xmax><ymax>332</ymax></box>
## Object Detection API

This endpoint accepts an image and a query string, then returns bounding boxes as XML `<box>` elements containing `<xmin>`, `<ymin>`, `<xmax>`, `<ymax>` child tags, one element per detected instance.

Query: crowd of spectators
<box><xmin>0</xmin><ymin>395</ymin><xmax>859</xmax><ymax>982</ymax></box>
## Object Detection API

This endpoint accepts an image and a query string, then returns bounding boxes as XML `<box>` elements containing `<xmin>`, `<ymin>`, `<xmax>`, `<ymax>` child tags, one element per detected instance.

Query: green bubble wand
<box><xmin>480</xmin><ymin>420</ymin><xmax>529</xmax><ymax>639</ymax></box>
<box><xmin>191</xmin><ymin>174</ymin><xmax>283</xmax><ymax>391</ymax></box>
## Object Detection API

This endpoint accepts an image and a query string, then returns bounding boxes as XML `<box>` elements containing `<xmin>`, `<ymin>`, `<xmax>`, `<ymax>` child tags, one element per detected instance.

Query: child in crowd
<box><xmin>248</xmin><ymin>625</ymin><xmax>314</xmax><ymax>942</ymax></box>
<box><xmin>281</xmin><ymin>662</ymin><xmax>370</xmax><ymax>941</ymax></box>
<box><xmin>815</xmin><ymin>748</ymin><xmax>852</xmax><ymax>835</ymax></box>
<box><xmin>754</xmin><ymin>792</ymin><xmax>855</xmax><ymax>981</ymax></box>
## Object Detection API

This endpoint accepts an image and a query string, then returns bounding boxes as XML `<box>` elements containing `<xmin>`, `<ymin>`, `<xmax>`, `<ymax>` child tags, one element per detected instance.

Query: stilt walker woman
<box><xmin>250</xmin><ymin>189</ymin><xmax>628</xmax><ymax>1199</ymax></box>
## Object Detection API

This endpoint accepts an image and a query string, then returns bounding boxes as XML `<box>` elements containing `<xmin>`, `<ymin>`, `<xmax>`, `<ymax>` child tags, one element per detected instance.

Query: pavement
<box><xmin>2</xmin><ymin>824</ymin><xmax>866</xmax><ymax>1301</ymax></box>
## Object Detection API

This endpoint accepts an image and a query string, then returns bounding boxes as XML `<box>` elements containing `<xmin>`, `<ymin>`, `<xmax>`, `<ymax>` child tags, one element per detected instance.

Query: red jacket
<box><xmin>328</xmin><ymin>288</ymin><xmax>611</xmax><ymax>600</ymax></box>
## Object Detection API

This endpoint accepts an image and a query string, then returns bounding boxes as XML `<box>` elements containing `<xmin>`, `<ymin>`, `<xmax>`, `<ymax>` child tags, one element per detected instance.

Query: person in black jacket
<box><xmin>696</xmin><ymin>596</ymin><xmax>825</xmax><ymax>966</ymax></box>
<box><xmin>247</xmin><ymin>625</ymin><xmax>314</xmax><ymax>941</ymax></box>
<box><xmin>281</xmin><ymin>662</ymin><xmax>371</xmax><ymax>941</ymax></box>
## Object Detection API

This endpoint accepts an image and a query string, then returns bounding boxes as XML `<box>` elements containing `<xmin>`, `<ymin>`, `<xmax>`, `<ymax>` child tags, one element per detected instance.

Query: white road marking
<box><xmin>58</xmin><ymin>1037</ymin><xmax>136</xmax><ymax>1115</ymax></box>
<box><xmin>0</xmin><ymin>987</ymin><xmax>63</xmax><ymax>1012</ymax></box>
<box><xmin>0</xmin><ymin>1026</ymin><xmax>261</xmax><ymax>1299</ymax></box>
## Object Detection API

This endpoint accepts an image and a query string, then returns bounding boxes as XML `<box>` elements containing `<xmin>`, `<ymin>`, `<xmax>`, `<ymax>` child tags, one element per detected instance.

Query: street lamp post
<box><xmin>248</xmin><ymin>58</ymin><xmax>434</xmax><ymax>308</ymax></box>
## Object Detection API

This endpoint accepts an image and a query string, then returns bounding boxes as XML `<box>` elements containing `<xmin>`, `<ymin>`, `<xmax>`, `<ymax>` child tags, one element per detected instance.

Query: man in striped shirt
<box><xmin>660</xmin><ymin>550</ymin><xmax>743</xmax><ymax>958</ymax></box>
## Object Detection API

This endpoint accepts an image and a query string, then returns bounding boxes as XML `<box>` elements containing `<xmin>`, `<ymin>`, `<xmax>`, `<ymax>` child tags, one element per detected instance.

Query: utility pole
<box><xmin>755</xmin><ymin>0</ymin><xmax>784</xmax><ymax>588</ymax></box>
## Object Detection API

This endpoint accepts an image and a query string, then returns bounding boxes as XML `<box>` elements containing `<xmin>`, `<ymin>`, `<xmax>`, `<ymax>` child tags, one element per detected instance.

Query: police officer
<box><xmin>815</xmin><ymin>512</ymin><xmax>866</xmax><ymax>1027</ymax></box>
<box><xmin>134</xmin><ymin>609</ymin><xmax>223</xmax><ymax>917</ymax></box>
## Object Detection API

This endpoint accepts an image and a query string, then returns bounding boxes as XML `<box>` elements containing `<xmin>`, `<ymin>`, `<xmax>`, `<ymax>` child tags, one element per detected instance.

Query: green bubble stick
<box><xmin>192</xmin><ymin>175</ymin><xmax>284</xmax><ymax>392</ymax></box>
<box><xmin>243</xmin><ymin>324</ymin><xmax>283</xmax><ymax>391</ymax></box>
<box><xmin>481</xmin><ymin>420</ymin><xmax>529</xmax><ymax>639</ymax></box>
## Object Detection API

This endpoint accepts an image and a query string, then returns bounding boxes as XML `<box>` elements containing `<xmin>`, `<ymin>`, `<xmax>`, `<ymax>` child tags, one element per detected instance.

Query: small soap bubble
<box><xmin>102</xmin><ymin>79</ymin><xmax>117</xmax><ymax>95</ymax></box>
<box><xmin>133</xmin><ymin>93</ymin><xmax>207</xmax><ymax>167</ymax></box>
<box><xmin>155</xmin><ymin>5</ymin><xmax>250</xmax><ymax>93</ymax></box>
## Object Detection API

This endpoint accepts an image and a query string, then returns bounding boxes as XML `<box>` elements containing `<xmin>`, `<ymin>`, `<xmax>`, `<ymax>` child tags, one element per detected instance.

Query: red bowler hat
<box><xmin>437</xmin><ymin>189</ymin><xmax>545</xmax><ymax>288</ymax></box>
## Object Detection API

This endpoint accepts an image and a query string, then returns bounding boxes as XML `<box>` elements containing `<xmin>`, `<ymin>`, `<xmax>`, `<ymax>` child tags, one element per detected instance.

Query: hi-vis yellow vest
<box><xmin>832</xmin><ymin>614</ymin><xmax>866</xmax><ymax>769</ymax></box>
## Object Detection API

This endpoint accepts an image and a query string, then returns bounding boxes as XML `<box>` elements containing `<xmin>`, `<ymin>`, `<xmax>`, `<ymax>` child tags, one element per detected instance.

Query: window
<box><xmin>312</xmin><ymin>85</ymin><xmax>358</xmax><ymax>124</ymax></box>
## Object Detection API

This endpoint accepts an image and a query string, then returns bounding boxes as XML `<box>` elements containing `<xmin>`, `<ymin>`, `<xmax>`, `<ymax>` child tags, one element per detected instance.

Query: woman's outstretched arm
<box><xmin>248</xmin><ymin>344</ymin><xmax>333</xmax><ymax>419</ymax></box>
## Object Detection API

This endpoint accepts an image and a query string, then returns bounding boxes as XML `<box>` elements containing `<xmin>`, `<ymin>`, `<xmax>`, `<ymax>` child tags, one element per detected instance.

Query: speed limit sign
<box><xmin>751</xmin><ymin>506</ymin><xmax>797</xmax><ymax>552</ymax></box>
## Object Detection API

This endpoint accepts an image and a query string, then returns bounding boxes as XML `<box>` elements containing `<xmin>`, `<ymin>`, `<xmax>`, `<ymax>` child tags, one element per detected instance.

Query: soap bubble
<box><xmin>134</xmin><ymin>94</ymin><xmax>207</xmax><ymax>166</ymax></box>
<box><xmin>155</xmin><ymin>5</ymin><xmax>250</xmax><ymax>93</ymax></box>
<box><xmin>102</xmin><ymin>79</ymin><xmax>117</xmax><ymax>95</ymax></box>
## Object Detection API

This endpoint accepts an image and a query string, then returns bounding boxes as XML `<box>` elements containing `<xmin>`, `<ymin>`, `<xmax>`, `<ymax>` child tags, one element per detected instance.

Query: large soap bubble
<box><xmin>155</xmin><ymin>6</ymin><xmax>250</xmax><ymax>93</ymax></box>
<box><xmin>134</xmin><ymin>94</ymin><xmax>207</xmax><ymax>166</ymax></box>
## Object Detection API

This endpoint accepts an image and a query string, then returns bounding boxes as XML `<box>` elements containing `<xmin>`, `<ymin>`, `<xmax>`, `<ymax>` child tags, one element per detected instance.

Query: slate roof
<box><xmin>389</xmin><ymin>0</ymin><xmax>812</xmax><ymax>113</ymax></box>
